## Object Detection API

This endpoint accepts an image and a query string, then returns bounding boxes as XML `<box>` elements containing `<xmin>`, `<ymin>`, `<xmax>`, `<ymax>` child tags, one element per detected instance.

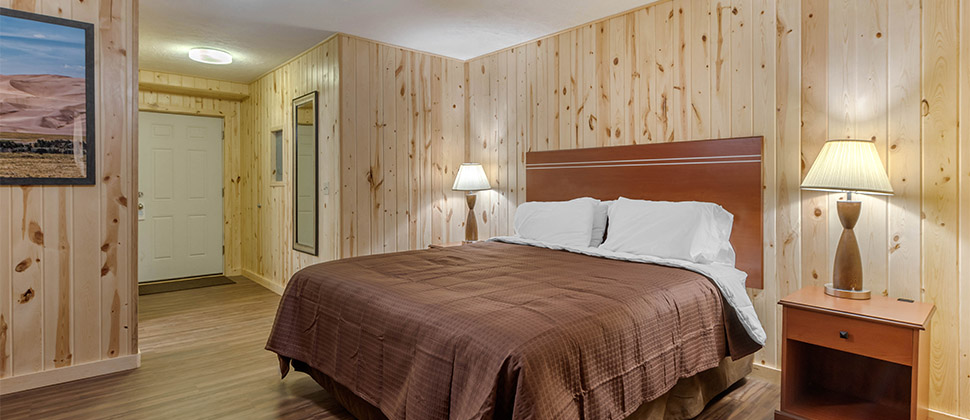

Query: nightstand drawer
<box><xmin>785</xmin><ymin>307</ymin><xmax>914</xmax><ymax>366</ymax></box>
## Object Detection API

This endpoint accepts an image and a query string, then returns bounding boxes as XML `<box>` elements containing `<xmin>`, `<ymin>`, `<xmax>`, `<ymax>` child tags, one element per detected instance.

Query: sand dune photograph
<box><xmin>0</xmin><ymin>8</ymin><xmax>94</xmax><ymax>184</ymax></box>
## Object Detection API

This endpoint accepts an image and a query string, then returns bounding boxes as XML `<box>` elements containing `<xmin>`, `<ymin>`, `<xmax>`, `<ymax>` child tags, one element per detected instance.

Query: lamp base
<box><xmin>824</xmin><ymin>283</ymin><xmax>871</xmax><ymax>300</ymax></box>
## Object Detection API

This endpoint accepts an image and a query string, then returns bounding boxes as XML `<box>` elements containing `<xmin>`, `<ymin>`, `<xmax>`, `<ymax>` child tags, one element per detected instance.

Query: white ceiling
<box><xmin>140</xmin><ymin>0</ymin><xmax>659</xmax><ymax>83</ymax></box>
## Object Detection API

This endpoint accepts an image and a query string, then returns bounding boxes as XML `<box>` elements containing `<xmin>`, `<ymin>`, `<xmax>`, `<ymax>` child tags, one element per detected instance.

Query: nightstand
<box><xmin>428</xmin><ymin>242</ymin><xmax>465</xmax><ymax>249</ymax></box>
<box><xmin>776</xmin><ymin>287</ymin><xmax>935</xmax><ymax>420</ymax></box>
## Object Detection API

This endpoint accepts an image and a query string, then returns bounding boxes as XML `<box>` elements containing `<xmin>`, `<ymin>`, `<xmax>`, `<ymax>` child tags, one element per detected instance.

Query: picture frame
<box><xmin>0</xmin><ymin>7</ymin><xmax>96</xmax><ymax>185</ymax></box>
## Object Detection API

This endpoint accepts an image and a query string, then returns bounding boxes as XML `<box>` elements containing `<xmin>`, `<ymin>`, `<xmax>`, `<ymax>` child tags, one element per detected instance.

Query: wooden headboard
<box><xmin>526</xmin><ymin>137</ymin><xmax>764</xmax><ymax>289</ymax></box>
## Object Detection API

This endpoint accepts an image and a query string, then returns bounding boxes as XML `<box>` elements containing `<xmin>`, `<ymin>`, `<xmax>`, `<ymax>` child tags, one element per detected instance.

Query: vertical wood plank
<box><xmin>536</xmin><ymin>39</ymin><xmax>549</xmax><ymax>151</ymax></box>
<box><xmin>710</xmin><ymin>0</ymin><xmax>732</xmax><ymax>137</ymax></box>
<box><xmin>689</xmin><ymin>0</ymin><xmax>712</xmax><ymax>140</ymax></box>
<box><xmin>69</xmin><ymin>0</ymin><xmax>102</xmax><ymax>367</ymax></box>
<box><xmin>430</xmin><ymin>57</ymin><xmax>445</xmax><ymax>243</ymax></box>
<box><xmin>546</xmin><ymin>36</ymin><xmax>560</xmax><ymax>151</ymax></box>
<box><xmin>11</xmin><ymin>186</ymin><xmax>44</xmax><ymax>375</ymax></box>
<box><xmin>580</xmin><ymin>25</ymin><xmax>597</xmax><ymax>149</ymax></box>
<box><xmin>825</xmin><ymin>0</ymin><xmax>856</xmax><ymax>269</ymax></box>
<box><xmin>594</xmin><ymin>22</ymin><xmax>610</xmax><ymax>147</ymax></box>
<box><xmin>381</xmin><ymin>46</ymin><xmax>396</xmax><ymax>253</ymax></box>
<box><xmin>751</xmin><ymin>0</ymin><xmax>777</xmax><ymax>368</ymax></box>
<box><xmin>395</xmin><ymin>49</ymin><xmax>410</xmax><ymax>251</ymax></box>
<box><xmin>635</xmin><ymin>8</ymin><xmax>655</xmax><ymax>143</ymax></box>
<box><xmin>853</xmin><ymin>0</ymin><xmax>889</xmax><ymax>296</ymax></box>
<box><xmin>671</xmin><ymin>0</ymin><xmax>690</xmax><ymax>142</ymax></box>
<box><xmin>729</xmin><ymin>0</ymin><xmax>753</xmax><ymax>136</ymax></box>
<box><xmin>655</xmin><ymin>2</ymin><xmax>674</xmax><ymax>142</ymax></box>
<box><xmin>527</xmin><ymin>42</ymin><xmax>538</xmax><ymax>152</ymax></box>
<box><xmin>922</xmin><ymin>0</ymin><xmax>960</xmax><ymax>413</ymax></box>
<box><xmin>0</xmin><ymin>187</ymin><xmax>11</xmax><ymax>377</ymax></box>
<box><xmin>608</xmin><ymin>16</ymin><xmax>629</xmax><ymax>145</ymax></box>
<box><xmin>496</xmin><ymin>52</ymin><xmax>509</xmax><ymax>236</ymax></box>
<box><xmin>340</xmin><ymin>37</ymin><xmax>356</xmax><ymax>257</ymax></box>
<box><xmin>100</xmin><ymin>0</ymin><xmax>129</xmax><ymax>359</ymax></box>
<box><xmin>356</xmin><ymin>41</ymin><xmax>374</xmax><ymax>256</ymax></box>
<box><xmin>558</xmin><ymin>32</ymin><xmax>574</xmax><ymax>149</ymax></box>
<box><xmin>800</xmin><ymin>0</ymin><xmax>830</xmax><ymax>288</ymax></box>
<box><xmin>516</xmin><ymin>46</ymin><xmax>528</xmax><ymax>206</ymax></box>
<box><xmin>775</xmin><ymin>0</ymin><xmax>802</xmax><ymax>356</ymax></box>
<box><xmin>959</xmin><ymin>1</ymin><xmax>970</xmax><ymax>414</ymax></box>
<box><xmin>43</xmin><ymin>187</ymin><xmax>72</xmax><ymax>369</ymax></box>
<box><xmin>506</xmin><ymin>50</ymin><xmax>519</xmax><ymax>231</ymax></box>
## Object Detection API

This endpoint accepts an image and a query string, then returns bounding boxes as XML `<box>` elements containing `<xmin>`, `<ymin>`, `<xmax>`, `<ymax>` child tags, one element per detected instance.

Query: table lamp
<box><xmin>452</xmin><ymin>163</ymin><xmax>490</xmax><ymax>243</ymax></box>
<box><xmin>801</xmin><ymin>139</ymin><xmax>893</xmax><ymax>300</ymax></box>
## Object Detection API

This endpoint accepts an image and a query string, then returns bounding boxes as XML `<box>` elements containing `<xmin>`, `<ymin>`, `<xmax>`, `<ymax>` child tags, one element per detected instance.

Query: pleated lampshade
<box><xmin>801</xmin><ymin>139</ymin><xmax>893</xmax><ymax>195</ymax></box>
<box><xmin>452</xmin><ymin>163</ymin><xmax>491</xmax><ymax>191</ymax></box>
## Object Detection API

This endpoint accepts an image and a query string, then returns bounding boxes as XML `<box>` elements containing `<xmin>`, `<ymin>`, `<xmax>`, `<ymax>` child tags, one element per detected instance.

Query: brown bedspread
<box><xmin>266</xmin><ymin>241</ymin><xmax>759</xmax><ymax>420</ymax></box>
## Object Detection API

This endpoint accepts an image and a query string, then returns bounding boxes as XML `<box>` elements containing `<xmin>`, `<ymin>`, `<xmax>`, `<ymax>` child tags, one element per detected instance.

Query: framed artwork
<box><xmin>0</xmin><ymin>7</ymin><xmax>95</xmax><ymax>185</ymax></box>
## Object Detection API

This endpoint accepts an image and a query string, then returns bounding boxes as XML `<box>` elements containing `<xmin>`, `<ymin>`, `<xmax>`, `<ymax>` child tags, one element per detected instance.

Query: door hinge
<box><xmin>222</xmin><ymin>187</ymin><xmax>224</xmax><ymax>197</ymax></box>
<box><xmin>222</xmin><ymin>245</ymin><xmax>225</xmax><ymax>255</ymax></box>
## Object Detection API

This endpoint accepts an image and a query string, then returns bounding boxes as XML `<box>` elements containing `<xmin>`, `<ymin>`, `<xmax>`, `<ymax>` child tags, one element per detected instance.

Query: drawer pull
<box><xmin>839</xmin><ymin>331</ymin><xmax>849</xmax><ymax>340</ymax></box>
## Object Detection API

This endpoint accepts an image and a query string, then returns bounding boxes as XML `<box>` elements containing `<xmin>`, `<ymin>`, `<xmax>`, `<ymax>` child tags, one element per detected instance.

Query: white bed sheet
<box><xmin>489</xmin><ymin>236</ymin><xmax>767</xmax><ymax>346</ymax></box>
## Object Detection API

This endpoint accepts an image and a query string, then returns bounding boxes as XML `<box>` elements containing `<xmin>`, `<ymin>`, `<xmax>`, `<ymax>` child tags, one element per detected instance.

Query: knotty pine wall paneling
<box><xmin>0</xmin><ymin>0</ymin><xmax>139</xmax><ymax>390</ymax></box>
<box><xmin>338</xmin><ymin>36</ymin><xmax>466</xmax><ymax>258</ymax></box>
<box><xmin>240</xmin><ymin>37</ymin><xmax>340</xmax><ymax>293</ymax></box>
<box><xmin>463</xmin><ymin>1</ymin><xmax>968</xmax><ymax>417</ymax></box>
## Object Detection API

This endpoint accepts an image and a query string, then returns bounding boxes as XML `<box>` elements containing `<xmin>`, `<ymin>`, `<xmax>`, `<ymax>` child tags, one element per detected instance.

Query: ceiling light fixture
<box><xmin>188</xmin><ymin>48</ymin><xmax>232</xmax><ymax>65</ymax></box>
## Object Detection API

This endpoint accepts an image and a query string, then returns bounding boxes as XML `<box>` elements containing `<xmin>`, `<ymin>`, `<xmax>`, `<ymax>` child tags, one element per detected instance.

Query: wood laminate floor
<box><xmin>0</xmin><ymin>277</ymin><xmax>780</xmax><ymax>419</ymax></box>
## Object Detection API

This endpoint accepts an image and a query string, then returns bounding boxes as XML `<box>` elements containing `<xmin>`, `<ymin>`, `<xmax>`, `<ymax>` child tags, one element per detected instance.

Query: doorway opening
<box><xmin>137</xmin><ymin>111</ymin><xmax>224</xmax><ymax>284</ymax></box>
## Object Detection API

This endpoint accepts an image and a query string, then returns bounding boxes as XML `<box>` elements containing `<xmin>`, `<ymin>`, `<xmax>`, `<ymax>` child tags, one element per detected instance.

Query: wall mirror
<box><xmin>293</xmin><ymin>91</ymin><xmax>318</xmax><ymax>255</ymax></box>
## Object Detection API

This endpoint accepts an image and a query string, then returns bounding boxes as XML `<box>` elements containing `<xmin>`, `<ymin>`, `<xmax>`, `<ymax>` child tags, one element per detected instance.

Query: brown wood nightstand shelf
<box><xmin>775</xmin><ymin>287</ymin><xmax>935</xmax><ymax>420</ymax></box>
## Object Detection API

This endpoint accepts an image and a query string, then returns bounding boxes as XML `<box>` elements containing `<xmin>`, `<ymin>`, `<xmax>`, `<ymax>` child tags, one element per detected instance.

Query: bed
<box><xmin>267</xmin><ymin>137</ymin><xmax>766</xmax><ymax>420</ymax></box>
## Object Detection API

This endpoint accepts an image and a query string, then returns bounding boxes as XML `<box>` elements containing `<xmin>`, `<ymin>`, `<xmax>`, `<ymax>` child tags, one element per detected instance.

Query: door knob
<box><xmin>138</xmin><ymin>203</ymin><xmax>144</xmax><ymax>210</ymax></box>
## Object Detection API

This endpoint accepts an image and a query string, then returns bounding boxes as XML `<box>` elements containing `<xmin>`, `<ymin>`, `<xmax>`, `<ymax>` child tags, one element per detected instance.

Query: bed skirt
<box><xmin>290</xmin><ymin>354</ymin><xmax>753</xmax><ymax>420</ymax></box>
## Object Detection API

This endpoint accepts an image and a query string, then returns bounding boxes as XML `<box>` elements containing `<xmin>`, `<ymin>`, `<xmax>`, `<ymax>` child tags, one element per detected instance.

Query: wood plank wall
<box><xmin>338</xmin><ymin>35</ymin><xmax>467</xmax><ymax>257</ymax></box>
<box><xmin>464</xmin><ymin>0</ymin><xmax>969</xmax><ymax>416</ymax></box>
<box><xmin>0</xmin><ymin>0</ymin><xmax>139</xmax><ymax>382</ymax></box>
<box><xmin>137</xmin><ymin>70</ymin><xmax>247</xmax><ymax>276</ymax></box>
<box><xmin>238</xmin><ymin>37</ymin><xmax>340</xmax><ymax>292</ymax></box>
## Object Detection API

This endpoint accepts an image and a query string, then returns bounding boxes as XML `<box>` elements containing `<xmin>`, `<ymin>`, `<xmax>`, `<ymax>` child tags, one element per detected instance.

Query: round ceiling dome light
<box><xmin>188</xmin><ymin>48</ymin><xmax>232</xmax><ymax>65</ymax></box>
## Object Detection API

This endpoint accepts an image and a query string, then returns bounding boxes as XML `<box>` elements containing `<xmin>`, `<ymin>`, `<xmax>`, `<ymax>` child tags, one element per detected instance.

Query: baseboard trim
<box><xmin>242</xmin><ymin>269</ymin><xmax>285</xmax><ymax>295</ymax></box>
<box><xmin>929</xmin><ymin>409</ymin><xmax>970</xmax><ymax>420</ymax></box>
<box><xmin>0</xmin><ymin>353</ymin><xmax>140</xmax><ymax>396</ymax></box>
<box><xmin>750</xmin><ymin>362</ymin><xmax>781</xmax><ymax>385</ymax></box>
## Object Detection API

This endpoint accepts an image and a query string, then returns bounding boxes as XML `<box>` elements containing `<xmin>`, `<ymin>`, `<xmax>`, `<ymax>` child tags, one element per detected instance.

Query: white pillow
<box><xmin>514</xmin><ymin>198</ymin><xmax>598</xmax><ymax>248</ymax></box>
<box><xmin>589</xmin><ymin>200</ymin><xmax>611</xmax><ymax>247</ymax></box>
<box><xmin>601</xmin><ymin>197</ymin><xmax>736</xmax><ymax>265</ymax></box>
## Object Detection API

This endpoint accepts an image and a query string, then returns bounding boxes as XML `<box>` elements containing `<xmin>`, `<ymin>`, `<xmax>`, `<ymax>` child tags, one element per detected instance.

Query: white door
<box><xmin>138</xmin><ymin>112</ymin><xmax>223</xmax><ymax>282</ymax></box>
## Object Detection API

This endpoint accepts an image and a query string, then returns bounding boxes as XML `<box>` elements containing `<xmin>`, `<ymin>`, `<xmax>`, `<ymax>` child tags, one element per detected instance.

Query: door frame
<box><xmin>136</xmin><ymin>106</ymin><xmax>232</xmax><ymax>279</ymax></box>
